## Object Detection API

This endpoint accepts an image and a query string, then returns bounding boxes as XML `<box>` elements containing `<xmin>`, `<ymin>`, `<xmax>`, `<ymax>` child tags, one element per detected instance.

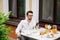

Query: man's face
<box><xmin>27</xmin><ymin>13</ymin><xmax>33</xmax><ymax>20</ymax></box>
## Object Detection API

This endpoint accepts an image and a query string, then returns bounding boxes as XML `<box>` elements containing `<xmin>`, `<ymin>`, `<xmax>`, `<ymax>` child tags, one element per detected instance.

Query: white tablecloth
<box><xmin>21</xmin><ymin>28</ymin><xmax>60</xmax><ymax>40</ymax></box>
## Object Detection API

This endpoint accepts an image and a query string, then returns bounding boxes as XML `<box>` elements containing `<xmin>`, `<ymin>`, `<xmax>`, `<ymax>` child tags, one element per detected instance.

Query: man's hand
<box><xmin>17</xmin><ymin>34</ymin><xmax>21</xmax><ymax>38</ymax></box>
<box><xmin>16</xmin><ymin>34</ymin><xmax>21</xmax><ymax>40</ymax></box>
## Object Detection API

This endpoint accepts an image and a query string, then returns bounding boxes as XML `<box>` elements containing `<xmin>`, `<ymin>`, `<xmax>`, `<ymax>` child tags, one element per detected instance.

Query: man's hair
<box><xmin>26</xmin><ymin>11</ymin><xmax>33</xmax><ymax>16</ymax></box>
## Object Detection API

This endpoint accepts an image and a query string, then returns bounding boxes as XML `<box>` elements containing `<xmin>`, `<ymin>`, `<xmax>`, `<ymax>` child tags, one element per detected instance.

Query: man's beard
<box><xmin>28</xmin><ymin>18</ymin><xmax>32</xmax><ymax>20</ymax></box>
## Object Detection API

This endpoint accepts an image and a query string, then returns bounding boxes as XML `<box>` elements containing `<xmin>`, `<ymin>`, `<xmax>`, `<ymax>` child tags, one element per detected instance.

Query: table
<box><xmin>21</xmin><ymin>28</ymin><xmax>60</xmax><ymax>40</ymax></box>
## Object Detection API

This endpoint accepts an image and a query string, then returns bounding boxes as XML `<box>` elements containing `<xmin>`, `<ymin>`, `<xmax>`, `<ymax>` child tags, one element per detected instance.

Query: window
<box><xmin>56</xmin><ymin>0</ymin><xmax>60</xmax><ymax>24</ymax></box>
<box><xmin>9</xmin><ymin>0</ymin><xmax>17</xmax><ymax>18</ymax></box>
<box><xmin>39</xmin><ymin>0</ymin><xmax>54</xmax><ymax>22</ymax></box>
<box><xmin>9</xmin><ymin>0</ymin><xmax>25</xmax><ymax>19</ymax></box>
<box><xmin>7</xmin><ymin>0</ymin><xmax>25</xmax><ymax>26</ymax></box>
<box><xmin>17</xmin><ymin>0</ymin><xmax>25</xmax><ymax>19</ymax></box>
<box><xmin>42</xmin><ymin>0</ymin><xmax>54</xmax><ymax>22</ymax></box>
<box><xmin>39</xmin><ymin>0</ymin><xmax>60</xmax><ymax>24</ymax></box>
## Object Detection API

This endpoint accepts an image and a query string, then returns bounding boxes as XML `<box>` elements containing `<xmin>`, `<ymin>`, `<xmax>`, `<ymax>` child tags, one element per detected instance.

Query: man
<box><xmin>16</xmin><ymin>11</ymin><xmax>36</xmax><ymax>40</ymax></box>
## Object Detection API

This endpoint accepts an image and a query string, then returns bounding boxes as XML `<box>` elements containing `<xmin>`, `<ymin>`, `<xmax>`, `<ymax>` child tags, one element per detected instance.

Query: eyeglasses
<box><xmin>28</xmin><ymin>15</ymin><xmax>33</xmax><ymax>16</ymax></box>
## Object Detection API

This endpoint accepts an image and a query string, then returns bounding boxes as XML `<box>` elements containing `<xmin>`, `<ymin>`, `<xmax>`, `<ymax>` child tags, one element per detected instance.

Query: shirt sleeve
<box><xmin>15</xmin><ymin>20</ymin><xmax>23</xmax><ymax>35</ymax></box>
<box><xmin>33</xmin><ymin>22</ymin><xmax>36</xmax><ymax>29</ymax></box>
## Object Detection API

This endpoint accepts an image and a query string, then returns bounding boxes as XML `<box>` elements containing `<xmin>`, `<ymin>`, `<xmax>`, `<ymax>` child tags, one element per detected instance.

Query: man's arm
<box><xmin>15</xmin><ymin>20</ymin><xmax>23</xmax><ymax>37</ymax></box>
<box><xmin>34</xmin><ymin>22</ymin><xmax>40</xmax><ymax>29</ymax></box>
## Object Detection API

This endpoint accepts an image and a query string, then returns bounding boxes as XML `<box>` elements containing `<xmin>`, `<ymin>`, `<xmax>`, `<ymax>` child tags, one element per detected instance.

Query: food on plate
<box><xmin>51</xmin><ymin>25</ymin><xmax>57</xmax><ymax>34</ymax></box>
<box><xmin>40</xmin><ymin>30</ymin><xmax>47</xmax><ymax>35</ymax></box>
<box><xmin>48</xmin><ymin>29</ymin><xmax>51</xmax><ymax>32</ymax></box>
<box><xmin>45</xmin><ymin>24</ymin><xmax>51</xmax><ymax>29</ymax></box>
<box><xmin>46</xmin><ymin>33</ymin><xmax>54</xmax><ymax>38</ymax></box>
<box><xmin>51</xmin><ymin>29</ymin><xmax>57</xmax><ymax>34</ymax></box>
<box><xmin>45</xmin><ymin>24</ymin><xmax>48</xmax><ymax>29</ymax></box>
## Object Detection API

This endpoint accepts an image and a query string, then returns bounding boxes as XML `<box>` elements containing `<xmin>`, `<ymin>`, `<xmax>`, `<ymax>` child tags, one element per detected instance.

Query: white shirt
<box><xmin>16</xmin><ymin>19</ymin><xmax>36</xmax><ymax>35</ymax></box>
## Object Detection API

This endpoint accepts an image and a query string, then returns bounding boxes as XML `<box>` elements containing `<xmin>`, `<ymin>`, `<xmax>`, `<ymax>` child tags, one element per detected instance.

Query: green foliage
<box><xmin>0</xmin><ymin>12</ymin><xmax>11</xmax><ymax>40</ymax></box>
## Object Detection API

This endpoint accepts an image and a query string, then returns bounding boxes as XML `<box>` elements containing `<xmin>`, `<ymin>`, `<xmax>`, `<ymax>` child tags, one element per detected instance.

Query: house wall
<box><xmin>0</xmin><ymin>0</ymin><xmax>3</xmax><ymax>12</ymax></box>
